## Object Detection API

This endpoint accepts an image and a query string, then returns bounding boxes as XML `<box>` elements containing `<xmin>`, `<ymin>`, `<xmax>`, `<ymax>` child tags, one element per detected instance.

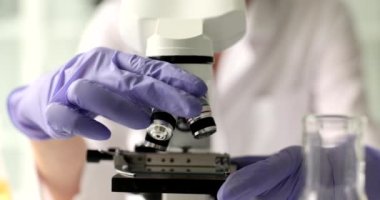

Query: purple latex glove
<box><xmin>218</xmin><ymin>146</ymin><xmax>380</xmax><ymax>200</ymax></box>
<box><xmin>7</xmin><ymin>47</ymin><xmax>207</xmax><ymax>140</ymax></box>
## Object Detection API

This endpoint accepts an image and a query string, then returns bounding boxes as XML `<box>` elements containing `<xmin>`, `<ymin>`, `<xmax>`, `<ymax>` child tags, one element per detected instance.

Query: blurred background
<box><xmin>0</xmin><ymin>0</ymin><xmax>101</xmax><ymax>199</ymax></box>
<box><xmin>0</xmin><ymin>0</ymin><xmax>379</xmax><ymax>199</ymax></box>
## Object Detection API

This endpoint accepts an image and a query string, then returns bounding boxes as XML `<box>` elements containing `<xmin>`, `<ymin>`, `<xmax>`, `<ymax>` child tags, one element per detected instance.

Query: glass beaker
<box><xmin>302</xmin><ymin>115</ymin><xmax>367</xmax><ymax>200</ymax></box>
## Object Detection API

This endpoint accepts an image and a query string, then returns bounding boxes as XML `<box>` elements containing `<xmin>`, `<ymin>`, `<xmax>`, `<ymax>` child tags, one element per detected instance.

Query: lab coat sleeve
<box><xmin>77</xmin><ymin>0</ymin><xmax>126</xmax><ymax>53</ymax></box>
<box><xmin>312</xmin><ymin>1</ymin><xmax>380</xmax><ymax>147</ymax></box>
<box><xmin>40</xmin><ymin>1</ymin><xmax>132</xmax><ymax>200</ymax></box>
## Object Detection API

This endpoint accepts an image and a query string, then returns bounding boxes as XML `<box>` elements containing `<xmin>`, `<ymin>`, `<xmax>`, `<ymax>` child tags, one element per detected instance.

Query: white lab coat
<box><xmin>69</xmin><ymin>0</ymin><xmax>380</xmax><ymax>199</ymax></box>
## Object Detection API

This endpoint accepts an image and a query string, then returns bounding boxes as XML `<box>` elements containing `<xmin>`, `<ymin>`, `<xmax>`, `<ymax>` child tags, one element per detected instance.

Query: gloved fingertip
<box><xmin>177</xmin><ymin>99</ymin><xmax>202</xmax><ymax>118</ymax></box>
<box><xmin>232</xmin><ymin>156</ymin><xmax>269</xmax><ymax>169</ymax></box>
<box><xmin>178</xmin><ymin>73</ymin><xmax>208</xmax><ymax>97</ymax></box>
<box><xmin>281</xmin><ymin>146</ymin><xmax>303</xmax><ymax>162</ymax></box>
<box><xmin>124</xmin><ymin>116</ymin><xmax>151</xmax><ymax>130</ymax></box>
<box><xmin>193</xmin><ymin>80</ymin><xmax>208</xmax><ymax>97</ymax></box>
<box><xmin>75</xmin><ymin>120</ymin><xmax>111</xmax><ymax>140</ymax></box>
<box><xmin>46</xmin><ymin>103</ymin><xmax>111</xmax><ymax>140</ymax></box>
<box><xmin>217</xmin><ymin>171</ymin><xmax>250</xmax><ymax>200</ymax></box>
<box><xmin>61</xmin><ymin>107</ymin><xmax>111</xmax><ymax>140</ymax></box>
<box><xmin>365</xmin><ymin>146</ymin><xmax>377</xmax><ymax>156</ymax></box>
<box><xmin>217</xmin><ymin>186</ymin><xmax>227</xmax><ymax>200</ymax></box>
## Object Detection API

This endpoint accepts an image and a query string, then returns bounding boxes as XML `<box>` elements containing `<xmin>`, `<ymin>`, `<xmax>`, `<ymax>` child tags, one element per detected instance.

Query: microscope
<box><xmin>87</xmin><ymin>0</ymin><xmax>246</xmax><ymax>199</ymax></box>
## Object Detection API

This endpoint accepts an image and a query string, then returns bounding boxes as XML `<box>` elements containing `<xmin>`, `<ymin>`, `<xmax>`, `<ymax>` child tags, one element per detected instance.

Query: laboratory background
<box><xmin>0</xmin><ymin>0</ymin><xmax>379</xmax><ymax>199</ymax></box>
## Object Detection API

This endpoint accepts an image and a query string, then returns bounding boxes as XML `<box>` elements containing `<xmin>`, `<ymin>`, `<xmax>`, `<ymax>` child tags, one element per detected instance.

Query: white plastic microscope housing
<box><xmin>119</xmin><ymin>0</ymin><xmax>246</xmax><ymax>149</ymax></box>
<box><xmin>120</xmin><ymin>0</ymin><xmax>246</xmax><ymax>56</ymax></box>
<box><xmin>120</xmin><ymin>0</ymin><xmax>246</xmax><ymax>79</ymax></box>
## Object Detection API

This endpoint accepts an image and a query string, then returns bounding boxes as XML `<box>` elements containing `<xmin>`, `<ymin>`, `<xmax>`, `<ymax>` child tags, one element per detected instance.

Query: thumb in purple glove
<box><xmin>364</xmin><ymin>146</ymin><xmax>380</xmax><ymax>200</ymax></box>
<box><xmin>218</xmin><ymin>146</ymin><xmax>380</xmax><ymax>200</ymax></box>
<box><xmin>218</xmin><ymin>146</ymin><xmax>304</xmax><ymax>200</ymax></box>
<box><xmin>7</xmin><ymin>47</ymin><xmax>207</xmax><ymax>140</ymax></box>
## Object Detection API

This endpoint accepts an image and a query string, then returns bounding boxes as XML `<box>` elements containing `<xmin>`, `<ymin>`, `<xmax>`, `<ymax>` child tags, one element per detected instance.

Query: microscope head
<box><xmin>119</xmin><ymin>0</ymin><xmax>246</xmax><ymax>151</ymax></box>
<box><xmin>119</xmin><ymin>0</ymin><xmax>246</xmax><ymax>57</ymax></box>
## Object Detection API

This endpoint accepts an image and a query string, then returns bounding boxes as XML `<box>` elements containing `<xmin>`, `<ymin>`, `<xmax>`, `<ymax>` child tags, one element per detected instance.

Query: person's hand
<box><xmin>7</xmin><ymin>47</ymin><xmax>207</xmax><ymax>140</ymax></box>
<box><xmin>365</xmin><ymin>146</ymin><xmax>380</xmax><ymax>200</ymax></box>
<box><xmin>218</xmin><ymin>146</ymin><xmax>380</xmax><ymax>200</ymax></box>
<box><xmin>218</xmin><ymin>147</ymin><xmax>304</xmax><ymax>200</ymax></box>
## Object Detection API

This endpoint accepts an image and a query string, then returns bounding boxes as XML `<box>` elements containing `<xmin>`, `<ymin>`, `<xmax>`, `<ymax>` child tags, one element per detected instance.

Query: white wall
<box><xmin>0</xmin><ymin>0</ymin><xmax>95</xmax><ymax>199</ymax></box>
<box><xmin>345</xmin><ymin>0</ymin><xmax>380</xmax><ymax>120</ymax></box>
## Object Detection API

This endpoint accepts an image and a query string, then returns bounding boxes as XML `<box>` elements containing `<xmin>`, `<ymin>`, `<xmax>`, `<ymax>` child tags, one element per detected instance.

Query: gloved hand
<box><xmin>7</xmin><ymin>47</ymin><xmax>207</xmax><ymax>140</ymax></box>
<box><xmin>218</xmin><ymin>146</ymin><xmax>380</xmax><ymax>200</ymax></box>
